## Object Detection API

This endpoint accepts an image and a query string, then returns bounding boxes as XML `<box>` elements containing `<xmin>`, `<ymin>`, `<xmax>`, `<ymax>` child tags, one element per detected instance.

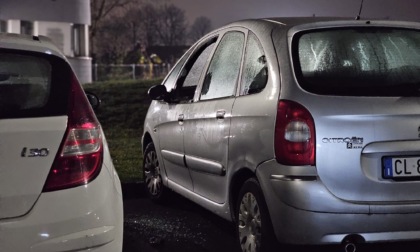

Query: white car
<box><xmin>0</xmin><ymin>33</ymin><xmax>123</xmax><ymax>251</ymax></box>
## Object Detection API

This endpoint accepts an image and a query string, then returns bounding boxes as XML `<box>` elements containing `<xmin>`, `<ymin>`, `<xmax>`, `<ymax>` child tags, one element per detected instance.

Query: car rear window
<box><xmin>0</xmin><ymin>50</ymin><xmax>70</xmax><ymax>118</ymax></box>
<box><xmin>293</xmin><ymin>28</ymin><xmax>420</xmax><ymax>96</ymax></box>
<box><xmin>0</xmin><ymin>53</ymin><xmax>50</xmax><ymax>109</ymax></box>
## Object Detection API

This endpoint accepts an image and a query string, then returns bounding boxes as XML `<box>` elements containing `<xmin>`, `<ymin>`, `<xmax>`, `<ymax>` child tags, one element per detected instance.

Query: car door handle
<box><xmin>178</xmin><ymin>114</ymin><xmax>184</xmax><ymax>122</ymax></box>
<box><xmin>216</xmin><ymin>110</ymin><xmax>226</xmax><ymax>119</ymax></box>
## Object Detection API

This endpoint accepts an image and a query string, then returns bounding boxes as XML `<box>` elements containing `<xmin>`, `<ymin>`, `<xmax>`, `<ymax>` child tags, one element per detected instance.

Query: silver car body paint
<box><xmin>143</xmin><ymin>18</ymin><xmax>420</xmax><ymax>245</ymax></box>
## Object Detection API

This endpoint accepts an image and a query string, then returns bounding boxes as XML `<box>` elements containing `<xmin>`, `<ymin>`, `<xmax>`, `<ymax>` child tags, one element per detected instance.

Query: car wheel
<box><xmin>236</xmin><ymin>178</ymin><xmax>276</xmax><ymax>252</ymax></box>
<box><xmin>143</xmin><ymin>142</ymin><xmax>166</xmax><ymax>202</ymax></box>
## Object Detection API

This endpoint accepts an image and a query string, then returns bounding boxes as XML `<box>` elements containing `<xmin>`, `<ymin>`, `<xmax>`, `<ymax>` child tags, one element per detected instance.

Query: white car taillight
<box><xmin>63</xmin><ymin>128</ymin><xmax>101</xmax><ymax>155</ymax></box>
<box><xmin>43</xmin><ymin>74</ymin><xmax>103</xmax><ymax>192</ymax></box>
<box><xmin>275</xmin><ymin>100</ymin><xmax>315</xmax><ymax>166</ymax></box>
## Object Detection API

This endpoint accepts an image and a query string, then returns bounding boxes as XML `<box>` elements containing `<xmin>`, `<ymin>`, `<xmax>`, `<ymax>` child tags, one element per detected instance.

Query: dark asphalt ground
<box><xmin>122</xmin><ymin>183</ymin><xmax>237</xmax><ymax>252</ymax></box>
<box><xmin>122</xmin><ymin>183</ymin><xmax>420</xmax><ymax>252</ymax></box>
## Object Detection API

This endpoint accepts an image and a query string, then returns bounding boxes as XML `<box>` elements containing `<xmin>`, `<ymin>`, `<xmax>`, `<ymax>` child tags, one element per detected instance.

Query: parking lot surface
<box><xmin>122</xmin><ymin>183</ymin><xmax>237</xmax><ymax>252</ymax></box>
<box><xmin>122</xmin><ymin>183</ymin><xmax>420</xmax><ymax>252</ymax></box>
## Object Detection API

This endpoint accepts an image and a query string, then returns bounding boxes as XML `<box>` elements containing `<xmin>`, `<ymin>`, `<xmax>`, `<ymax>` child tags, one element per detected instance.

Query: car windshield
<box><xmin>294</xmin><ymin>27</ymin><xmax>420</xmax><ymax>96</ymax></box>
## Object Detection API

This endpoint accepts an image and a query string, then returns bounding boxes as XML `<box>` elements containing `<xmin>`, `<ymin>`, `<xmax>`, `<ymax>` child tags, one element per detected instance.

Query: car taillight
<box><xmin>43</xmin><ymin>74</ymin><xmax>103</xmax><ymax>192</ymax></box>
<box><xmin>275</xmin><ymin>100</ymin><xmax>315</xmax><ymax>166</ymax></box>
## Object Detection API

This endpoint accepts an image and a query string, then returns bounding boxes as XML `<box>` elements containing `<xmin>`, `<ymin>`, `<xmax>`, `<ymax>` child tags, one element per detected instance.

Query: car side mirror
<box><xmin>148</xmin><ymin>85</ymin><xmax>168</xmax><ymax>101</ymax></box>
<box><xmin>85</xmin><ymin>92</ymin><xmax>101</xmax><ymax>110</ymax></box>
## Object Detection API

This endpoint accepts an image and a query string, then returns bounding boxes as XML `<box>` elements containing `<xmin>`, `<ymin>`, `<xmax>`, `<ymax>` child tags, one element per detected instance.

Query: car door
<box><xmin>156</xmin><ymin>38</ymin><xmax>217</xmax><ymax>191</ymax></box>
<box><xmin>292</xmin><ymin>27</ymin><xmax>420</xmax><ymax>208</ymax></box>
<box><xmin>184</xmin><ymin>30</ymin><xmax>246</xmax><ymax>203</ymax></box>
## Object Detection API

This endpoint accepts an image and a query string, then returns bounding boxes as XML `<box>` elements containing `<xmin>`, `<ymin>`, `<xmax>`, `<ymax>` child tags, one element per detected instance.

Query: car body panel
<box><xmin>0</xmin><ymin>33</ymin><xmax>65</xmax><ymax>58</ymax></box>
<box><xmin>0</xmin><ymin>145</ymin><xmax>123</xmax><ymax>251</ymax></box>
<box><xmin>0</xmin><ymin>116</ymin><xmax>67</xmax><ymax>219</ymax></box>
<box><xmin>310</xmin><ymin>96</ymin><xmax>420</xmax><ymax>203</ymax></box>
<box><xmin>184</xmin><ymin>98</ymin><xmax>234</xmax><ymax>203</ymax></box>
<box><xmin>157</xmin><ymin>102</ymin><xmax>193</xmax><ymax>190</ymax></box>
<box><xmin>0</xmin><ymin>33</ymin><xmax>123</xmax><ymax>251</ymax></box>
<box><xmin>278</xmin><ymin>21</ymin><xmax>420</xmax><ymax>203</ymax></box>
<box><xmin>228</xmin><ymin>22</ymin><xmax>281</xmax><ymax>176</ymax></box>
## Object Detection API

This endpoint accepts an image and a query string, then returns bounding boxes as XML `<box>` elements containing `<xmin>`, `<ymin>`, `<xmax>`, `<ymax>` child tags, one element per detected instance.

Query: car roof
<box><xmin>222</xmin><ymin>16</ymin><xmax>420</xmax><ymax>31</ymax></box>
<box><xmin>0</xmin><ymin>33</ymin><xmax>65</xmax><ymax>59</ymax></box>
<box><xmin>263</xmin><ymin>16</ymin><xmax>350</xmax><ymax>26</ymax></box>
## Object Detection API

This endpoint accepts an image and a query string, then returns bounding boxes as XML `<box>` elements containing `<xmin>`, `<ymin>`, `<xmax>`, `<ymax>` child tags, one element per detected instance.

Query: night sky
<box><xmin>171</xmin><ymin>0</ymin><xmax>420</xmax><ymax>29</ymax></box>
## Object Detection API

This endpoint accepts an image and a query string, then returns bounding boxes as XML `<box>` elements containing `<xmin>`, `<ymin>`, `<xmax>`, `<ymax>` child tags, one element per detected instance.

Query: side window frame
<box><xmin>238</xmin><ymin>30</ymin><xmax>268</xmax><ymax>96</ymax></box>
<box><xmin>195</xmin><ymin>28</ymin><xmax>247</xmax><ymax>102</ymax></box>
<box><xmin>161</xmin><ymin>46</ymin><xmax>194</xmax><ymax>92</ymax></box>
<box><xmin>163</xmin><ymin>35</ymin><xmax>219</xmax><ymax>104</ymax></box>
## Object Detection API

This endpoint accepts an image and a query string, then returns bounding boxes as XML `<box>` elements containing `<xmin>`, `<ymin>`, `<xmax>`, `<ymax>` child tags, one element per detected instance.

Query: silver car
<box><xmin>0</xmin><ymin>33</ymin><xmax>123</xmax><ymax>251</ymax></box>
<box><xmin>142</xmin><ymin>17</ymin><xmax>420</xmax><ymax>251</ymax></box>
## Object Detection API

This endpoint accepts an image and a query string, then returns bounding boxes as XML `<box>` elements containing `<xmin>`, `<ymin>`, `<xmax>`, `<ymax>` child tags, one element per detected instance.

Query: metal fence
<box><xmin>92</xmin><ymin>63</ymin><xmax>171</xmax><ymax>82</ymax></box>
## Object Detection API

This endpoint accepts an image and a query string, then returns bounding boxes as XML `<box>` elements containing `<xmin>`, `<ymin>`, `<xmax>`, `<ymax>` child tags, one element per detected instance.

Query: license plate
<box><xmin>383</xmin><ymin>157</ymin><xmax>420</xmax><ymax>179</ymax></box>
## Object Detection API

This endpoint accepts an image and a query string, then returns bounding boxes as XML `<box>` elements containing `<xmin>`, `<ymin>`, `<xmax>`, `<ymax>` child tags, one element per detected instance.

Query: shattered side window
<box><xmin>295</xmin><ymin>28</ymin><xmax>420</xmax><ymax>96</ymax></box>
<box><xmin>172</xmin><ymin>40</ymin><xmax>216</xmax><ymax>103</ymax></box>
<box><xmin>162</xmin><ymin>49</ymin><xmax>191</xmax><ymax>92</ymax></box>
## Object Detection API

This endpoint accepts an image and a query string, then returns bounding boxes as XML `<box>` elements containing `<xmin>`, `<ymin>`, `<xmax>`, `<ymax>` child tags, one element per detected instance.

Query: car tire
<box><xmin>143</xmin><ymin>142</ymin><xmax>166</xmax><ymax>203</ymax></box>
<box><xmin>236</xmin><ymin>178</ymin><xmax>277</xmax><ymax>252</ymax></box>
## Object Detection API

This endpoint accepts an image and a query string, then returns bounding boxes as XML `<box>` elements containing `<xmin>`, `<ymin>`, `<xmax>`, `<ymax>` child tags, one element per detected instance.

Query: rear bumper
<box><xmin>268</xmin><ymin>198</ymin><xmax>420</xmax><ymax>245</ymax></box>
<box><xmin>256</xmin><ymin>159</ymin><xmax>420</xmax><ymax>245</ymax></box>
<box><xmin>0</xmin><ymin>161</ymin><xmax>123</xmax><ymax>252</ymax></box>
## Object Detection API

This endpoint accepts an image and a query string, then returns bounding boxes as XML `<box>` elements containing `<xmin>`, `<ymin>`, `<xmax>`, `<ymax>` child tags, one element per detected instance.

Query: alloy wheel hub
<box><xmin>238</xmin><ymin>192</ymin><xmax>262</xmax><ymax>252</ymax></box>
<box><xmin>144</xmin><ymin>150</ymin><xmax>162</xmax><ymax>196</ymax></box>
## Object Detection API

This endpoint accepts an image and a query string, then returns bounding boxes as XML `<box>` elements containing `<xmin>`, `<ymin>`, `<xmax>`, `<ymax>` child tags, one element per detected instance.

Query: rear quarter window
<box><xmin>0</xmin><ymin>50</ymin><xmax>71</xmax><ymax>118</ymax></box>
<box><xmin>293</xmin><ymin>27</ymin><xmax>420</xmax><ymax>96</ymax></box>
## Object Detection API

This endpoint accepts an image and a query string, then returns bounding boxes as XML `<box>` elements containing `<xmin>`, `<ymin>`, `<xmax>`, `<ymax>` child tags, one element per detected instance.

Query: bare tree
<box><xmin>90</xmin><ymin>0</ymin><xmax>138</xmax><ymax>59</ymax></box>
<box><xmin>95</xmin><ymin>18</ymin><xmax>131</xmax><ymax>64</ymax></box>
<box><xmin>124</xmin><ymin>8</ymin><xmax>142</xmax><ymax>46</ymax></box>
<box><xmin>189</xmin><ymin>16</ymin><xmax>212</xmax><ymax>43</ymax></box>
<box><xmin>139</xmin><ymin>4</ymin><xmax>160</xmax><ymax>47</ymax></box>
<box><xmin>156</xmin><ymin>4</ymin><xmax>188</xmax><ymax>46</ymax></box>
<box><xmin>91</xmin><ymin>0</ymin><xmax>137</xmax><ymax>37</ymax></box>
<box><xmin>92</xmin><ymin>1</ymin><xmax>189</xmax><ymax>63</ymax></box>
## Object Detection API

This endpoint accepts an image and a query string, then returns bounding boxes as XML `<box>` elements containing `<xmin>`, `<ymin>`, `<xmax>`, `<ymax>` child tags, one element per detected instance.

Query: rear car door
<box><xmin>0</xmin><ymin>50</ymin><xmax>69</xmax><ymax>219</ymax></box>
<box><xmin>184</xmin><ymin>30</ymin><xmax>246</xmax><ymax>203</ymax></box>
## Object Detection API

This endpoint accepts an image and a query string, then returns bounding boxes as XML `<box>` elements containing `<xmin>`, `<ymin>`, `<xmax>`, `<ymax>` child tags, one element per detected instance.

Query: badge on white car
<box><xmin>21</xmin><ymin>147</ymin><xmax>49</xmax><ymax>157</ymax></box>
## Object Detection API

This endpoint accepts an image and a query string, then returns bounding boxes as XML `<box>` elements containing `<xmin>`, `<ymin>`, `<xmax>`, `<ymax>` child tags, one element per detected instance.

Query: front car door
<box><xmin>156</xmin><ymin>38</ymin><xmax>217</xmax><ymax>191</ymax></box>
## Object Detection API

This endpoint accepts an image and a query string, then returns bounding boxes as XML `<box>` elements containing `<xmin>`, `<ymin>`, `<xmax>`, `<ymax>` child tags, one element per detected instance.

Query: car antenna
<box><xmin>356</xmin><ymin>0</ymin><xmax>364</xmax><ymax>20</ymax></box>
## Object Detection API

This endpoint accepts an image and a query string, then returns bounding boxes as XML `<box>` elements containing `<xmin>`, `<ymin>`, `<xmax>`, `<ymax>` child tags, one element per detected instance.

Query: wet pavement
<box><xmin>122</xmin><ymin>183</ymin><xmax>420</xmax><ymax>252</ymax></box>
<box><xmin>122</xmin><ymin>183</ymin><xmax>237</xmax><ymax>252</ymax></box>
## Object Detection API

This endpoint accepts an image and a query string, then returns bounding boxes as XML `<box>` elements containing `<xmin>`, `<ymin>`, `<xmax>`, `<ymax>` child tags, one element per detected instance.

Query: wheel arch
<box><xmin>229</xmin><ymin>168</ymin><xmax>257</xmax><ymax>222</ymax></box>
<box><xmin>142</xmin><ymin>132</ymin><xmax>153</xmax><ymax>154</ymax></box>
